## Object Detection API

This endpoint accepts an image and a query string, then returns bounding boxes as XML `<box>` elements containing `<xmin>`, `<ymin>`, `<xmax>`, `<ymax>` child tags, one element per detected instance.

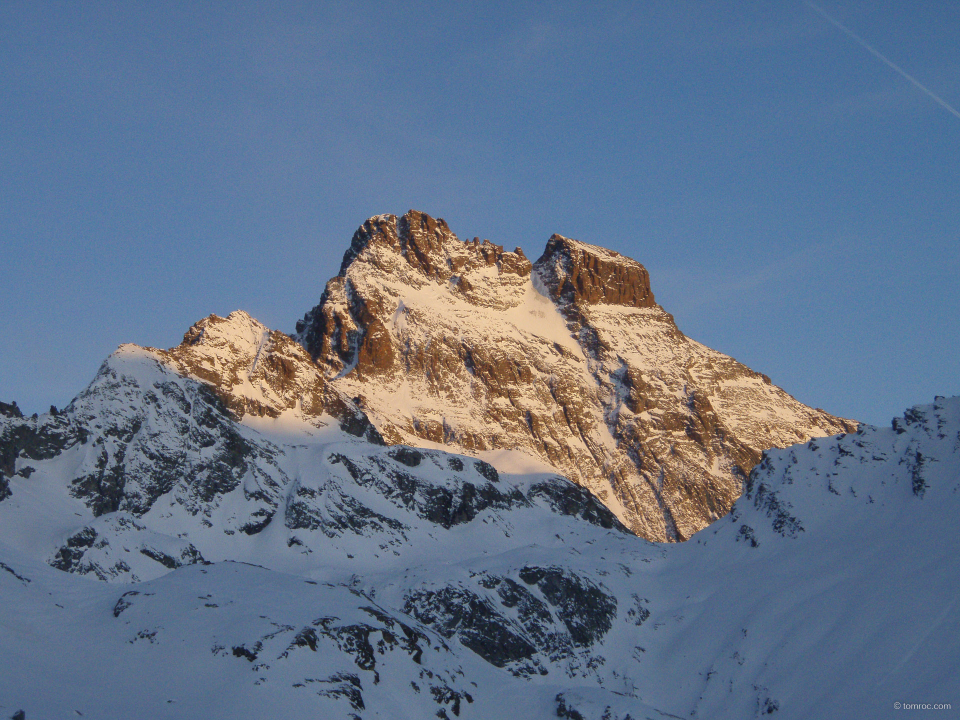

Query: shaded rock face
<box><xmin>0</xmin><ymin>347</ymin><xmax>290</xmax><ymax>535</ymax></box>
<box><xmin>0</xmin><ymin>401</ymin><xmax>22</xmax><ymax>419</ymax></box>
<box><xmin>402</xmin><ymin>566</ymin><xmax>617</xmax><ymax>677</ymax></box>
<box><xmin>312</xmin><ymin>448</ymin><xmax>532</xmax><ymax>536</ymax></box>
<box><xmin>0</xmin><ymin>413</ymin><xmax>88</xmax><ymax>501</ymax></box>
<box><xmin>69</xmin><ymin>351</ymin><xmax>290</xmax><ymax>529</ymax></box>
<box><xmin>49</xmin><ymin>515</ymin><xmax>207</xmax><ymax>582</ymax></box>
<box><xmin>293</xmin><ymin>210</ymin><xmax>857</xmax><ymax>541</ymax></box>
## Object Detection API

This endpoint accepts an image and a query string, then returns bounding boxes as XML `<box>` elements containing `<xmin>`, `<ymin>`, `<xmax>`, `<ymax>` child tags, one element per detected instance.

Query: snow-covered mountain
<box><xmin>293</xmin><ymin>211</ymin><xmax>856</xmax><ymax>540</ymax></box>
<box><xmin>29</xmin><ymin>209</ymin><xmax>851</xmax><ymax>543</ymax></box>
<box><xmin>59</xmin><ymin>209</ymin><xmax>853</xmax><ymax>542</ymax></box>
<box><xmin>0</xmin><ymin>343</ymin><xmax>956</xmax><ymax>718</ymax></box>
<box><xmin>0</xmin><ymin>210</ymin><xmax>951</xmax><ymax>718</ymax></box>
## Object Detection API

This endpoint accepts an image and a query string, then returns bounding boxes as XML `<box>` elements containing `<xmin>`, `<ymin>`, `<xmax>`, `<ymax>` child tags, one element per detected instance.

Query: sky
<box><xmin>1</xmin><ymin>1</ymin><xmax>957</xmax><ymax>427</ymax></box>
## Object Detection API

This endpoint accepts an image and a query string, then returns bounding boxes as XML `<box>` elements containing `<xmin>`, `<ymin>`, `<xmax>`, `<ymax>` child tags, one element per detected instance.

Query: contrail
<box><xmin>804</xmin><ymin>0</ymin><xmax>960</xmax><ymax>121</ymax></box>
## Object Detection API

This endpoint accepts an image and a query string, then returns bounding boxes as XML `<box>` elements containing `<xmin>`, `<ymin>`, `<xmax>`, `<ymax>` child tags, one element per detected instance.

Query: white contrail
<box><xmin>804</xmin><ymin>0</ymin><xmax>960</xmax><ymax>121</ymax></box>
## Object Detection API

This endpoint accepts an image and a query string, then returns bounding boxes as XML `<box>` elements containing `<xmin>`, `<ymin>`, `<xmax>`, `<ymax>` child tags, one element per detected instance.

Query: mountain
<box><xmin>34</xmin><ymin>209</ymin><xmax>850</xmax><ymax>543</ymax></box>
<box><xmin>0</xmin><ymin>342</ymin><xmax>624</xmax><ymax>584</ymax></box>
<box><xmin>1</xmin><ymin>338</ymin><xmax>956</xmax><ymax>719</ymax></box>
<box><xmin>10</xmin><ymin>209</ymin><xmax>941</xmax><ymax>719</ymax></box>
<box><xmin>0</xmin><ymin>209</ymin><xmax>855</xmax><ymax>549</ymax></box>
<box><xmin>292</xmin><ymin>210</ymin><xmax>856</xmax><ymax>540</ymax></box>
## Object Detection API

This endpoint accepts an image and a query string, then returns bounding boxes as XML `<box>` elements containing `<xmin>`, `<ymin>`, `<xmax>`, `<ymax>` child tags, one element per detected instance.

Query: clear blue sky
<box><xmin>2</xmin><ymin>1</ymin><xmax>958</xmax><ymax>426</ymax></box>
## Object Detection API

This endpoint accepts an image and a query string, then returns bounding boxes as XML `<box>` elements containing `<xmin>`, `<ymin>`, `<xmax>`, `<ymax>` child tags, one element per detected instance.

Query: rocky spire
<box><xmin>0</xmin><ymin>401</ymin><xmax>22</xmax><ymax>419</ymax></box>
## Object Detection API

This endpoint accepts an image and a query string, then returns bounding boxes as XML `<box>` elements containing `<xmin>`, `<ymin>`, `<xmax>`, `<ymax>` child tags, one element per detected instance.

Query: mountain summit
<box><xmin>291</xmin><ymin>210</ymin><xmax>855</xmax><ymax>540</ymax></box>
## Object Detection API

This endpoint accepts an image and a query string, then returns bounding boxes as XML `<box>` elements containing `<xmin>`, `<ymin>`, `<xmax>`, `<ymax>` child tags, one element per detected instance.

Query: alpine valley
<box><xmin>0</xmin><ymin>211</ymin><xmax>955</xmax><ymax>720</ymax></box>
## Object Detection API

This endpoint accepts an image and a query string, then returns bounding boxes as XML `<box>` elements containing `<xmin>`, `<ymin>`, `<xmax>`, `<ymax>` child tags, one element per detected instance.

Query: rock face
<box><xmin>294</xmin><ymin>210</ymin><xmax>856</xmax><ymax>540</ymax></box>
<box><xmin>9</xmin><ymin>346</ymin><xmax>291</xmax><ymax>534</ymax></box>
<box><xmin>0</xmin><ymin>401</ymin><xmax>22</xmax><ymax>419</ymax></box>
<box><xmin>148</xmin><ymin>310</ymin><xmax>383</xmax><ymax>445</ymax></box>
<box><xmin>536</xmin><ymin>233</ymin><xmax>655</xmax><ymax>309</ymax></box>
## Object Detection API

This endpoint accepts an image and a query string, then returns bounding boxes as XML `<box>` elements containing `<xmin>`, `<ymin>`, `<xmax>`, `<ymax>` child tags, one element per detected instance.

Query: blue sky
<box><xmin>2</xmin><ymin>1</ymin><xmax>958</xmax><ymax>426</ymax></box>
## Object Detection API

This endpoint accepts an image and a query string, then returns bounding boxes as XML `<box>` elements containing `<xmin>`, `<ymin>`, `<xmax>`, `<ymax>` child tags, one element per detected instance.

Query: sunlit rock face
<box><xmin>294</xmin><ymin>210</ymin><xmax>856</xmax><ymax>540</ymax></box>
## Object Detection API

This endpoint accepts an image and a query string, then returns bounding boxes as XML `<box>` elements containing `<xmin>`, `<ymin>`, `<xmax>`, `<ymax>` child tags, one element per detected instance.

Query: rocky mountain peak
<box><xmin>335</xmin><ymin>210</ymin><xmax>532</xmax><ymax>286</ymax></box>
<box><xmin>10</xmin><ymin>209</ymin><xmax>855</xmax><ymax>542</ymax></box>
<box><xmin>180</xmin><ymin>309</ymin><xmax>263</xmax><ymax>347</ymax></box>
<box><xmin>135</xmin><ymin>311</ymin><xmax>328</xmax><ymax>422</ymax></box>
<box><xmin>533</xmin><ymin>234</ymin><xmax>655</xmax><ymax>309</ymax></box>
<box><xmin>289</xmin><ymin>209</ymin><xmax>857</xmax><ymax>541</ymax></box>
<box><xmin>296</xmin><ymin>210</ymin><xmax>535</xmax><ymax>377</ymax></box>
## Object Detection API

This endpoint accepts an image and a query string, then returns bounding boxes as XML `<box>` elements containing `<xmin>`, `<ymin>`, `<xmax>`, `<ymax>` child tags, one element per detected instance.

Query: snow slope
<box><xmin>0</xmin><ymin>341</ymin><xmax>956</xmax><ymax>718</ymax></box>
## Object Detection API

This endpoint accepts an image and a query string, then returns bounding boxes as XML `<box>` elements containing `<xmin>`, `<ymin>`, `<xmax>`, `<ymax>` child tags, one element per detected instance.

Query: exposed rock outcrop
<box><xmin>160</xmin><ymin>311</ymin><xmax>327</xmax><ymax>421</ymax></box>
<box><xmin>535</xmin><ymin>234</ymin><xmax>655</xmax><ymax>309</ymax></box>
<box><xmin>0</xmin><ymin>401</ymin><xmax>22</xmax><ymax>419</ymax></box>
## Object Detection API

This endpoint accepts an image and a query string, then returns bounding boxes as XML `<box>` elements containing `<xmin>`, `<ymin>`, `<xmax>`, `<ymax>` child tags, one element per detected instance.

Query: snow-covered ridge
<box><xmin>1</xmin><ymin>383</ymin><xmax>956</xmax><ymax>718</ymax></box>
<box><xmin>724</xmin><ymin>394</ymin><xmax>960</xmax><ymax>545</ymax></box>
